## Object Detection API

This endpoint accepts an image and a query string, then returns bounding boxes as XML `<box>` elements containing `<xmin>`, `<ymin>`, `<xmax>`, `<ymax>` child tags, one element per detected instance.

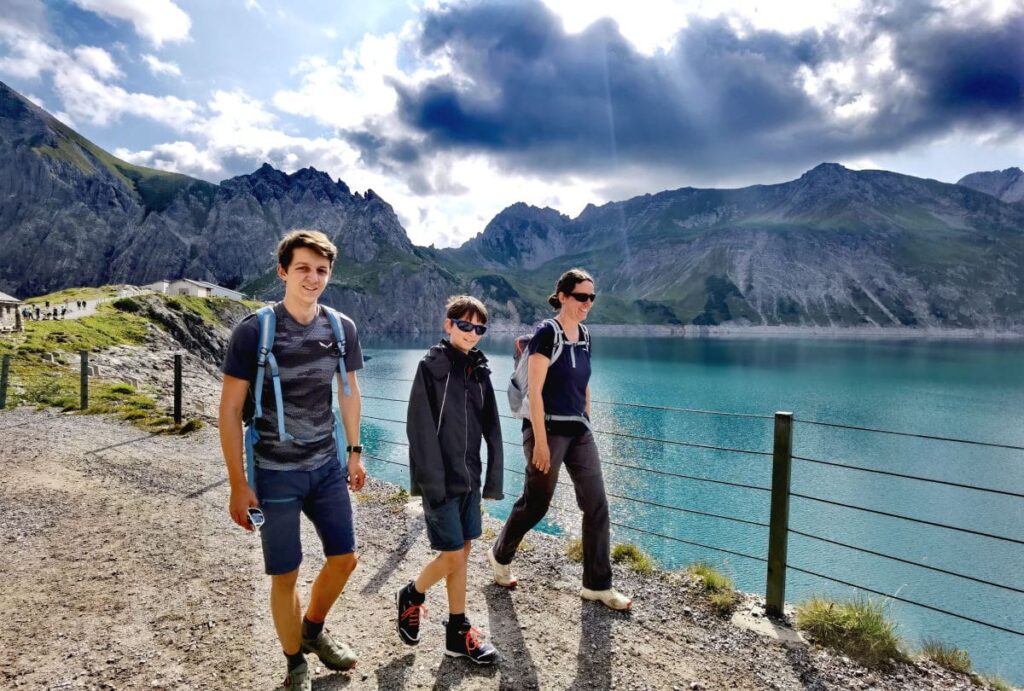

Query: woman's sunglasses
<box><xmin>451</xmin><ymin>318</ymin><xmax>487</xmax><ymax>335</ymax></box>
<box><xmin>569</xmin><ymin>292</ymin><xmax>597</xmax><ymax>303</ymax></box>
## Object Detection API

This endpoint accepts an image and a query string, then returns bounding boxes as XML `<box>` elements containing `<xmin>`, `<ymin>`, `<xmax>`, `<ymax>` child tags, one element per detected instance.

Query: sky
<box><xmin>1</xmin><ymin>0</ymin><xmax>1021</xmax><ymax>248</ymax></box>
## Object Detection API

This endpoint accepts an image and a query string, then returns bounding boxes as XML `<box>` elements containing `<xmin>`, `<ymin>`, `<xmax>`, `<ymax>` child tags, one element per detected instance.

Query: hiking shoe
<box><xmin>487</xmin><ymin>545</ymin><xmax>518</xmax><ymax>587</ymax></box>
<box><xmin>282</xmin><ymin>661</ymin><xmax>311</xmax><ymax>691</ymax></box>
<box><xmin>300</xmin><ymin>629</ymin><xmax>357</xmax><ymax>671</ymax></box>
<box><xmin>581</xmin><ymin>587</ymin><xmax>632</xmax><ymax>611</ymax></box>
<box><xmin>397</xmin><ymin>585</ymin><xmax>428</xmax><ymax>645</ymax></box>
<box><xmin>445</xmin><ymin>619</ymin><xmax>499</xmax><ymax>665</ymax></box>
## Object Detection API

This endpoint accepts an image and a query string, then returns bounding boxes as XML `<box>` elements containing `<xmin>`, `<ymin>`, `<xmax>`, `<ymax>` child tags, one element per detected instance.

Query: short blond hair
<box><xmin>445</xmin><ymin>295</ymin><xmax>488</xmax><ymax>323</ymax></box>
<box><xmin>277</xmin><ymin>230</ymin><xmax>337</xmax><ymax>269</ymax></box>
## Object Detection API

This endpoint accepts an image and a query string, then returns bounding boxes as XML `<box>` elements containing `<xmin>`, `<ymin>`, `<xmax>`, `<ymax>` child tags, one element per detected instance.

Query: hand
<box><xmin>347</xmin><ymin>454</ymin><xmax>367</xmax><ymax>491</ymax></box>
<box><xmin>531</xmin><ymin>441</ymin><xmax>551</xmax><ymax>474</ymax></box>
<box><xmin>229</xmin><ymin>484</ymin><xmax>259</xmax><ymax>532</ymax></box>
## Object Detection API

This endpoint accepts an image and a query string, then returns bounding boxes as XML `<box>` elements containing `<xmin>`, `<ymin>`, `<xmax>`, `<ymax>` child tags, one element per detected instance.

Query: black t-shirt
<box><xmin>222</xmin><ymin>303</ymin><xmax>363</xmax><ymax>470</ymax></box>
<box><xmin>524</xmin><ymin>319</ymin><xmax>591</xmax><ymax>437</ymax></box>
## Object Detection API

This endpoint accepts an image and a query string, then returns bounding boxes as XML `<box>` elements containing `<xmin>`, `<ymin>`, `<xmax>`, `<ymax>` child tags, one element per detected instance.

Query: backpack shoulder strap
<box><xmin>579</xmin><ymin>322</ymin><xmax>590</xmax><ymax>349</ymax></box>
<box><xmin>322</xmin><ymin>306</ymin><xmax>352</xmax><ymax>398</ymax></box>
<box><xmin>254</xmin><ymin>305</ymin><xmax>292</xmax><ymax>442</ymax></box>
<box><xmin>543</xmin><ymin>318</ymin><xmax>565</xmax><ymax>365</ymax></box>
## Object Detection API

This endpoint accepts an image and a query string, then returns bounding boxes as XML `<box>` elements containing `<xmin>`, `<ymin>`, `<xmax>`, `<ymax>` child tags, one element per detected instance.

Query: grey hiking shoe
<box><xmin>301</xmin><ymin>629</ymin><xmax>357</xmax><ymax>671</ymax></box>
<box><xmin>282</xmin><ymin>661</ymin><xmax>311</xmax><ymax>691</ymax></box>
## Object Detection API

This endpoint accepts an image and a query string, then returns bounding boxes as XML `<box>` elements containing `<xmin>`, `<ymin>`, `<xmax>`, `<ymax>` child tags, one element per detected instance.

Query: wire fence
<box><xmin>360</xmin><ymin>375</ymin><xmax>1024</xmax><ymax>640</ymax></box>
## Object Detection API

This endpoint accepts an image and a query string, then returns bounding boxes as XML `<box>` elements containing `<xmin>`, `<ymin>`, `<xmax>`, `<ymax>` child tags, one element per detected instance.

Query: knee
<box><xmin>326</xmin><ymin>552</ymin><xmax>358</xmax><ymax>576</ymax></box>
<box><xmin>440</xmin><ymin>549</ymin><xmax>465</xmax><ymax>572</ymax></box>
<box><xmin>583</xmin><ymin>495</ymin><xmax>609</xmax><ymax>521</ymax></box>
<box><xmin>270</xmin><ymin>568</ymin><xmax>300</xmax><ymax>592</ymax></box>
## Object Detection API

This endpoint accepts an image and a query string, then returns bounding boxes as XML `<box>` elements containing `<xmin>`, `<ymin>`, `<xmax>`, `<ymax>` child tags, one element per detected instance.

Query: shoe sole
<box><xmin>396</xmin><ymin>591</ymin><xmax>421</xmax><ymax>646</ymax></box>
<box><xmin>444</xmin><ymin>650</ymin><xmax>499</xmax><ymax>665</ymax></box>
<box><xmin>486</xmin><ymin>549</ymin><xmax>518</xmax><ymax>588</ymax></box>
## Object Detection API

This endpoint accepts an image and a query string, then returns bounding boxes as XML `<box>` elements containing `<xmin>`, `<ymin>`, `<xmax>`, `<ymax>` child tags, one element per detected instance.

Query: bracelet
<box><xmin>346</xmin><ymin>444</ymin><xmax>363</xmax><ymax>453</ymax></box>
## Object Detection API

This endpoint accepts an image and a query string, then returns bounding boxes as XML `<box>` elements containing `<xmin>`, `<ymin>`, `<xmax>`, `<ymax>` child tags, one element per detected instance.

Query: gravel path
<box><xmin>0</xmin><ymin>407</ymin><xmax>989</xmax><ymax>690</ymax></box>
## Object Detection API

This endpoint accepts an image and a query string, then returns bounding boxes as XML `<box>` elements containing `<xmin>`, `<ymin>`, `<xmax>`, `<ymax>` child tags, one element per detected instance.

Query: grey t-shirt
<box><xmin>222</xmin><ymin>303</ymin><xmax>363</xmax><ymax>471</ymax></box>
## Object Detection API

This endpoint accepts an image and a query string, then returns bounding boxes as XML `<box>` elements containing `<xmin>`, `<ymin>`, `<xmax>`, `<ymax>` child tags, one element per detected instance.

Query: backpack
<box><xmin>508</xmin><ymin>318</ymin><xmax>590</xmax><ymax>420</ymax></box>
<box><xmin>243</xmin><ymin>304</ymin><xmax>352</xmax><ymax>491</ymax></box>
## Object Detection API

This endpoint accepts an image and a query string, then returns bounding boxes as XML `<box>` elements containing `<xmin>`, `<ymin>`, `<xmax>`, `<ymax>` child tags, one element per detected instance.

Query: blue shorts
<box><xmin>423</xmin><ymin>489</ymin><xmax>482</xmax><ymax>552</ymax></box>
<box><xmin>255</xmin><ymin>460</ymin><xmax>356</xmax><ymax>575</ymax></box>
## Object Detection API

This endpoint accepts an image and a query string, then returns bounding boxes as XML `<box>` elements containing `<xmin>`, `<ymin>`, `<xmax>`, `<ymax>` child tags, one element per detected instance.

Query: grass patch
<box><xmin>178</xmin><ymin>418</ymin><xmax>204</xmax><ymax>434</ymax></box>
<box><xmin>976</xmin><ymin>675</ymin><xmax>1011</xmax><ymax>691</ymax></box>
<box><xmin>24</xmin><ymin>285</ymin><xmax>123</xmax><ymax>304</ymax></box>
<box><xmin>518</xmin><ymin>537</ymin><xmax>534</xmax><ymax>553</ymax></box>
<box><xmin>611</xmin><ymin>543</ymin><xmax>655</xmax><ymax>575</ymax></box>
<box><xmin>481</xmin><ymin>526</ymin><xmax>497</xmax><ymax>541</ymax></box>
<box><xmin>566</xmin><ymin>537</ymin><xmax>584</xmax><ymax>563</ymax></box>
<box><xmin>386</xmin><ymin>488</ymin><xmax>410</xmax><ymax>512</ymax></box>
<box><xmin>794</xmin><ymin>596</ymin><xmax>904</xmax><ymax>668</ymax></box>
<box><xmin>919</xmin><ymin>640</ymin><xmax>971</xmax><ymax>674</ymax></box>
<box><xmin>111</xmin><ymin>297</ymin><xmax>142</xmax><ymax>313</ymax></box>
<box><xmin>686</xmin><ymin>562</ymin><xmax>739</xmax><ymax>614</ymax></box>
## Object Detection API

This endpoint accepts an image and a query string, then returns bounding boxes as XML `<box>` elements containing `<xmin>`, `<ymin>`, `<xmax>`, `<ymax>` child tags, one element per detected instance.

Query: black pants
<box><xmin>494</xmin><ymin>427</ymin><xmax>612</xmax><ymax>590</ymax></box>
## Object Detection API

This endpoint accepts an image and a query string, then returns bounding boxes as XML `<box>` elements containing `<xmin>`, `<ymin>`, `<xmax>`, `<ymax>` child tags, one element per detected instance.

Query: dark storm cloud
<box><xmin>377</xmin><ymin>0</ymin><xmax>1022</xmax><ymax>180</ymax></box>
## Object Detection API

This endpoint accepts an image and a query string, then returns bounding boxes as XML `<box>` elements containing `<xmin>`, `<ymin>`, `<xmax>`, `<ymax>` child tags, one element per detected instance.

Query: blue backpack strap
<box><xmin>255</xmin><ymin>305</ymin><xmax>292</xmax><ymax>442</ymax></box>
<box><xmin>323</xmin><ymin>307</ymin><xmax>351</xmax><ymax>397</ymax></box>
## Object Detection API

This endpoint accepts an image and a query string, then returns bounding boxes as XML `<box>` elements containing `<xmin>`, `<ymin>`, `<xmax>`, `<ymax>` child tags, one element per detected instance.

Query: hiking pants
<box><xmin>494</xmin><ymin>427</ymin><xmax>612</xmax><ymax>590</ymax></box>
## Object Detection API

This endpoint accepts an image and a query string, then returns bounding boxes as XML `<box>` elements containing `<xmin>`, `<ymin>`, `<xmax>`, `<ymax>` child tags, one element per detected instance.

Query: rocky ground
<box><xmin>0</xmin><ymin>406</ymin><xmax>998</xmax><ymax>691</ymax></box>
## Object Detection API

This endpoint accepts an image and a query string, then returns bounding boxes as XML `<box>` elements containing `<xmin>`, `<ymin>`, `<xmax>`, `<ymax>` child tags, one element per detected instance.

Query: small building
<box><xmin>0</xmin><ymin>290</ymin><xmax>24</xmax><ymax>332</ymax></box>
<box><xmin>145</xmin><ymin>279</ymin><xmax>246</xmax><ymax>302</ymax></box>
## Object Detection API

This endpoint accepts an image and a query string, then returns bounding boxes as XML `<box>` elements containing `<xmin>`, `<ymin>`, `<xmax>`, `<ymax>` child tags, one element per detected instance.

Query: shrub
<box><xmin>611</xmin><ymin>543</ymin><xmax>655</xmax><ymax>575</ymax></box>
<box><xmin>709</xmin><ymin>590</ymin><xmax>740</xmax><ymax>614</ymax></box>
<box><xmin>794</xmin><ymin>596</ymin><xmax>903</xmax><ymax>668</ymax></box>
<box><xmin>686</xmin><ymin>562</ymin><xmax>739</xmax><ymax>614</ymax></box>
<box><xmin>111</xmin><ymin>297</ymin><xmax>141</xmax><ymax>313</ymax></box>
<box><xmin>178</xmin><ymin>418</ymin><xmax>204</xmax><ymax>434</ymax></box>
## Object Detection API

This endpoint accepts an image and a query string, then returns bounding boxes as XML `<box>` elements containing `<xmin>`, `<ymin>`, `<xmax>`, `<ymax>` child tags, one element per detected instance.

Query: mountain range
<box><xmin>1</xmin><ymin>80</ymin><xmax>1021</xmax><ymax>333</ymax></box>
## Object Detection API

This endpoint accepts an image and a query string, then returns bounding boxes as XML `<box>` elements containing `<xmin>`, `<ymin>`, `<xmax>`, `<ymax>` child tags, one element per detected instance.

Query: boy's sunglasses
<box><xmin>570</xmin><ymin>292</ymin><xmax>598</xmax><ymax>303</ymax></box>
<box><xmin>452</xmin><ymin>318</ymin><xmax>487</xmax><ymax>335</ymax></box>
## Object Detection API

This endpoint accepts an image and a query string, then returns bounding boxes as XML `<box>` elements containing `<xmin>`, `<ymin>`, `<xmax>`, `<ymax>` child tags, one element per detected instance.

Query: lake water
<box><xmin>357</xmin><ymin>334</ymin><xmax>1024</xmax><ymax>684</ymax></box>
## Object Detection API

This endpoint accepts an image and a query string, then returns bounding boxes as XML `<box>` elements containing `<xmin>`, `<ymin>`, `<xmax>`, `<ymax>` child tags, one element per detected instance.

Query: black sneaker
<box><xmin>445</xmin><ymin>618</ymin><xmax>499</xmax><ymax>665</ymax></box>
<box><xmin>397</xmin><ymin>584</ymin><xmax>427</xmax><ymax>645</ymax></box>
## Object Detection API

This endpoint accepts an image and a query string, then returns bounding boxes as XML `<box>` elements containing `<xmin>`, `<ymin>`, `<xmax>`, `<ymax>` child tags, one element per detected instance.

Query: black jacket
<box><xmin>407</xmin><ymin>340</ymin><xmax>503</xmax><ymax>506</ymax></box>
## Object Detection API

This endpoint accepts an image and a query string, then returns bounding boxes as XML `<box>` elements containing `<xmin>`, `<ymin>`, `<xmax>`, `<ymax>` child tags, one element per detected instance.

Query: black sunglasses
<box><xmin>569</xmin><ymin>292</ymin><xmax>597</xmax><ymax>303</ymax></box>
<box><xmin>451</xmin><ymin>318</ymin><xmax>487</xmax><ymax>335</ymax></box>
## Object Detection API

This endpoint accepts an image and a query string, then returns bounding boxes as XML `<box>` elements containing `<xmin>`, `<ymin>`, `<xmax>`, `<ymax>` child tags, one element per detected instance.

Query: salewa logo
<box><xmin>318</xmin><ymin>341</ymin><xmax>334</xmax><ymax>349</ymax></box>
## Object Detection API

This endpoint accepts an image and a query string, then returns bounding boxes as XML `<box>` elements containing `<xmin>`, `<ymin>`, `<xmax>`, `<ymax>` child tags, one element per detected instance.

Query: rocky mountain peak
<box><xmin>958</xmin><ymin>167</ymin><xmax>1024</xmax><ymax>203</ymax></box>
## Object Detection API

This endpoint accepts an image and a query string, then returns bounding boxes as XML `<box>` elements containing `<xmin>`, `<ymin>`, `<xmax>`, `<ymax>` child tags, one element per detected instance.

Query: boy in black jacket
<box><xmin>398</xmin><ymin>295</ymin><xmax>503</xmax><ymax>664</ymax></box>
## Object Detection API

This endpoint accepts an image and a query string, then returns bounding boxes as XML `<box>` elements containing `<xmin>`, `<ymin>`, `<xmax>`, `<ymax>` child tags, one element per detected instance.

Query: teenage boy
<box><xmin>398</xmin><ymin>295</ymin><xmax>503</xmax><ymax>664</ymax></box>
<box><xmin>219</xmin><ymin>229</ymin><xmax>366</xmax><ymax>691</ymax></box>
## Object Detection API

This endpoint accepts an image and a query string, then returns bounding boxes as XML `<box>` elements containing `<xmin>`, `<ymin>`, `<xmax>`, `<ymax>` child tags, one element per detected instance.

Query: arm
<box><xmin>481</xmin><ymin>377</ymin><xmax>504</xmax><ymax>500</ymax></box>
<box><xmin>338</xmin><ymin>370</ymin><xmax>366</xmax><ymax>491</ymax></box>
<box><xmin>406</xmin><ymin>362</ymin><xmax>447</xmax><ymax>506</ymax></box>
<box><xmin>527</xmin><ymin>352</ymin><xmax>552</xmax><ymax>473</ymax></box>
<box><xmin>219</xmin><ymin>374</ymin><xmax>258</xmax><ymax>531</ymax></box>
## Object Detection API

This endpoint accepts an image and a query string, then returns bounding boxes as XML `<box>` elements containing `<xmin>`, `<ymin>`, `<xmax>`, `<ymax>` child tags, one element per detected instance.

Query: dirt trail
<box><xmin>0</xmin><ymin>408</ymin><xmax>984</xmax><ymax>690</ymax></box>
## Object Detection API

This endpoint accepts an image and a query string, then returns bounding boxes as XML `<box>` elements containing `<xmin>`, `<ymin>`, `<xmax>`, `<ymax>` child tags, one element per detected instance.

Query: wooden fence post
<box><xmin>80</xmin><ymin>350</ymin><xmax>89</xmax><ymax>410</ymax></box>
<box><xmin>173</xmin><ymin>353</ymin><xmax>182</xmax><ymax>425</ymax></box>
<box><xmin>766</xmin><ymin>411</ymin><xmax>793</xmax><ymax>618</ymax></box>
<box><xmin>0</xmin><ymin>354</ymin><xmax>10</xmax><ymax>409</ymax></box>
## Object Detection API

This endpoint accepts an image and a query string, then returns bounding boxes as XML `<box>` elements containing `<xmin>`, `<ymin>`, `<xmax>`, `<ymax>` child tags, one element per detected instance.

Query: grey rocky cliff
<box><xmin>958</xmin><ymin>167</ymin><xmax>1024</xmax><ymax>204</ymax></box>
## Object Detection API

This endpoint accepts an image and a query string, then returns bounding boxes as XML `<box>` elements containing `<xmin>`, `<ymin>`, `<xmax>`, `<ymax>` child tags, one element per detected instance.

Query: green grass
<box><xmin>919</xmin><ymin>640</ymin><xmax>971</xmax><ymax>674</ymax></box>
<box><xmin>685</xmin><ymin>562</ymin><xmax>739</xmax><ymax>614</ymax></box>
<box><xmin>976</xmin><ymin>675</ymin><xmax>1012</xmax><ymax>691</ymax></box>
<box><xmin>24</xmin><ymin>285</ymin><xmax>123</xmax><ymax>304</ymax></box>
<box><xmin>386</xmin><ymin>488</ymin><xmax>410</xmax><ymax>512</ymax></box>
<box><xmin>794</xmin><ymin>597</ymin><xmax>904</xmax><ymax>668</ymax></box>
<box><xmin>611</xmin><ymin>543</ymin><xmax>655</xmax><ymax>575</ymax></box>
<box><xmin>566</xmin><ymin>537</ymin><xmax>584</xmax><ymax>563</ymax></box>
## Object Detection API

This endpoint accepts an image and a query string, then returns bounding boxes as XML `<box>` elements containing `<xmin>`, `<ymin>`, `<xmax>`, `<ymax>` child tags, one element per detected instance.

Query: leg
<box><xmin>493</xmin><ymin>429</ymin><xmax>570</xmax><ymax>565</ymax></box>
<box><xmin>562</xmin><ymin>431</ymin><xmax>613</xmax><ymax>590</ymax></box>
<box><xmin>415</xmin><ymin>548</ymin><xmax>465</xmax><ymax>593</ymax></box>
<box><xmin>445</xmin><ymin>541</ymin><xmax>472</xmax><ymax>616</ymax></box>
<box><xmin>305</xmin><ymin>552</ymin><xmax>358</xmax><ymax>623</ymax></box>
<box><xmin>270</xmin><ymin>568</ymin><xmax>303</xmax><ymax>655</ymax></box>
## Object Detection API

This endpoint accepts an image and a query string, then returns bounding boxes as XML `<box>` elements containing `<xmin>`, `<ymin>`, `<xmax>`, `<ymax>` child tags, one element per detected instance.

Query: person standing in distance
<box><xmin>489</xmin><ymin>268</ymin><xmax>632</xmax><ymax>610</ymax></box>
<box><xmin>219</xmin><ymin>230</ymin><xmax>366</xmax><ymax>691</ymax></box>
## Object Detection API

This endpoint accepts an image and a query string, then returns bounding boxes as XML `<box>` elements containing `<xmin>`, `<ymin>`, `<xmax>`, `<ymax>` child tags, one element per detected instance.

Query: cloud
<box><xmin>141</xmin><ymin>53</ymin><xmax>182</xmax><ymax>77</ymax></box>
<box><xmin>70</xmin><ymin>0</ymin><xmax>191</xmax><ymax>46</ymax></box>
<box><xmin>388</xmin><ymin>0</ymin><xmax>1022</xmax><ymax>181</ymax></box>
<box><xmin>72</xmin><ymin>46</ymin><xmax>122</xmax><ymax>80</ymax></box>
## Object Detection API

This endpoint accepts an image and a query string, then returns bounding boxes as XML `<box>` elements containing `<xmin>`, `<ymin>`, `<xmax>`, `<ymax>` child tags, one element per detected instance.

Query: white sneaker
<box><xmin>487</xmin><ymin>545</ymin><xmax>518</xmax><ymax>587</ymax></box>
<box><xmin>581</xmin><ymin>587</ymin><xmax>632</xmax><ymax>610</ymax></box>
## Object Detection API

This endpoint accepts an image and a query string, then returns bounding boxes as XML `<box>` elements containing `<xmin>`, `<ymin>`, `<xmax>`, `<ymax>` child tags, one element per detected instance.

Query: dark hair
<box><xmin>547</xmin><ymin>268</ymin><xmax>594</xmax><ymax>309</ymax></box>
<box><xmin>445</xmin><ymin>294</ymin><xmax>488</xmax><ymax>323</ymax></box>
<box><xmin>277</xmin><ymin>229</ymin><xmax>337</xmax><ymax>269</ymax></box>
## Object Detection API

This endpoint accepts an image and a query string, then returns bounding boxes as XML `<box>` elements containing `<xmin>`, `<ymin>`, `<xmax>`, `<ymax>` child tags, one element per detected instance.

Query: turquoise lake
<box><xmin>356</xmin><ymin>335</ymin><xmax>1024</xmax><ymax>684</ymax></box>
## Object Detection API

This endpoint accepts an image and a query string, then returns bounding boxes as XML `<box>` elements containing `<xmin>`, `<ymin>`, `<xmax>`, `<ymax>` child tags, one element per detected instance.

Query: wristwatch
<box><xmin>346</xmin><ymin>444</ymin><xmax>363</xmax><ymax>454</ymax></box>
